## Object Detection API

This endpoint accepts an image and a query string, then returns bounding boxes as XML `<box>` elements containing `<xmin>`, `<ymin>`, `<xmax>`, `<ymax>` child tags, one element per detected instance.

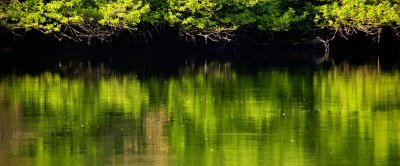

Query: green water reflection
<box><xmin>0</xmin><ymin>63</ymin><xmax>400</xmax><ymax>165</ymax></box>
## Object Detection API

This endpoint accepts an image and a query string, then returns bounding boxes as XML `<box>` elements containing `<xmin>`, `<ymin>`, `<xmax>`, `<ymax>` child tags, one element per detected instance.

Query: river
<box><xmin>0</xmin><ymin>52</ymin><xmax>399</xmax><ymax>165</ymax></box>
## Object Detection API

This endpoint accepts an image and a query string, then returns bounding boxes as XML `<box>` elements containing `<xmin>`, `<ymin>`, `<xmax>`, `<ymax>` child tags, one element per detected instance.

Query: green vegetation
<box><xmin>0</xmin><ymin>0</ymin><xmax>400</xmax><ymax>42</ymax></box>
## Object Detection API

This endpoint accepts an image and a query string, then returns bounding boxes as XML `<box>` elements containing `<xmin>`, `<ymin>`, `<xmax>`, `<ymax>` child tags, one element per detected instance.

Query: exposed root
<box><xmin>181</xmin><ymin>29</ymin><xmax>234</xmax><ymax>44</ymax></box>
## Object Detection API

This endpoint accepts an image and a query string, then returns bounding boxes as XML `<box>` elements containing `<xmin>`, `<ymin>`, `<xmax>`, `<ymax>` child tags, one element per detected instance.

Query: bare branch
<box><xmin>181</xmin><ymin>28</ymin><xmax>234</xmax><ymax>44</ymax></box>
<box><xmin>49</xmin><ymin>21</ymin><xmax>137</xmax><ymax>44</ymax></box>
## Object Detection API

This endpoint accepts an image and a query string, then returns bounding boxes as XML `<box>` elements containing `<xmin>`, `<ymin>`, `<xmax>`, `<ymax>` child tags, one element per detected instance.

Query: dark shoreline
<box><xmin>1</xmin><ymin>29</ymin><xmax>400</xmax><ymax>76</ymax></box>
<box><xmin>2</xmin><ymin>28</ymin><xmax>400</xmax><ymax>49</ymax></box>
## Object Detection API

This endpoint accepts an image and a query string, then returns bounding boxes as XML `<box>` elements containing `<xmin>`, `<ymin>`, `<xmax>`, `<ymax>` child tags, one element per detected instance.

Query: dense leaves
<box><xmin>315</xmin><ymin>0</ymin><xmax>400</xmax><ymax>37</ymax></box>
<box><xmin>1</xmin><ymin>0</ymin><xmax>399</xmax><ymax>42</ymax></box>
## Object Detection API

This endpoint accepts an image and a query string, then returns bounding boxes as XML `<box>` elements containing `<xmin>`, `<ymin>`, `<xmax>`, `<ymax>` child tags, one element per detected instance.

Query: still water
<box><xmin>0</xmin><ymin>62</ymin><xmax>399</xmax><ymax>165</ymax></box>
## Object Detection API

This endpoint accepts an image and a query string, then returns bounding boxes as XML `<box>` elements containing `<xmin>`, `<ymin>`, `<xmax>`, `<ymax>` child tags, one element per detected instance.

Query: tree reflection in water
<box><xmin>0</xmin><ymin>62</ymin><xmax>399</xmax><ymax>165</ymax></box>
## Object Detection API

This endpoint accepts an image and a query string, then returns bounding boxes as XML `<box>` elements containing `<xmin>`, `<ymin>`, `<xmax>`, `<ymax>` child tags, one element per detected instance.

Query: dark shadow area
<box><xmin>1</xmin><ymin>29</ymin><xmax>400</xmax><ymax>77</ymax></box>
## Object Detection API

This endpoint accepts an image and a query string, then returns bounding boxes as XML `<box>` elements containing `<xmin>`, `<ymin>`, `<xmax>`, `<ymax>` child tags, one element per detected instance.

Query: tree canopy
<box><xmin>1</xmin><ymin>0</ymin><xmax>399</xmax><ymax>43</ymax></box>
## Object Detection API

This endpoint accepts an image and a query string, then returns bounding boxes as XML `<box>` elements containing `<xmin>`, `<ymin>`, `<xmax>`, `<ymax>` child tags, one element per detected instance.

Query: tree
<box><xmin>1</xmin><ymin>0</ymin><xmax>399</xmax><ymax>44</ymax></box>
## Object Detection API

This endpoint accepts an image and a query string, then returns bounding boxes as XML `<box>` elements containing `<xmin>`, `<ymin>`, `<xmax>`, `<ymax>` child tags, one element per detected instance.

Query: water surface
<box><xmin>0</xmin><ymin>62</ymin><xmax>399</xmax><ymax>165</ymax></box>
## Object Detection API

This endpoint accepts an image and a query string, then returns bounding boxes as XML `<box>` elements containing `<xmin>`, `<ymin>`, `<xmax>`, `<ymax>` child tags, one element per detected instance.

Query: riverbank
<box><xmin>1</xmin><ymin>29</ymin><xmax>400</xmax><ymax>77</ymax></box>
<box><xmin>2</xmin><ymin>27</ymin><xmax>400</xmax><ymax>50</ymax></box>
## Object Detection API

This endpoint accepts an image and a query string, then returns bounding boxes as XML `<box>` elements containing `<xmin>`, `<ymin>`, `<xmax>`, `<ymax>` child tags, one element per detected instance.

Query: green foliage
<box><xmin>97</xmin><ymin>0</ymin><xmax>149</xmax><ymax>27</ymax></box>
<box><xmin>314</xmin><ymin>0</ymin><xmax>400</xmax><ymax>34</ymax></box>
<box><xmin>4</xmin><ymin>0</ymin><xmax>84</xmax><ymax>33</ymax></box>
<box><xmin>2</xmin><ymin>0</ymin><xmax>149</xmax><ymax>35</ymax></box>
<box><xmin>1</xmin><ymin>0</ymin><xmax>400</xmax><ymax>41</ymax></box>
<box><xmin>162</xmin><ymin>0</ymin><xmax>309</xmax><ymax>32</ymax></box>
